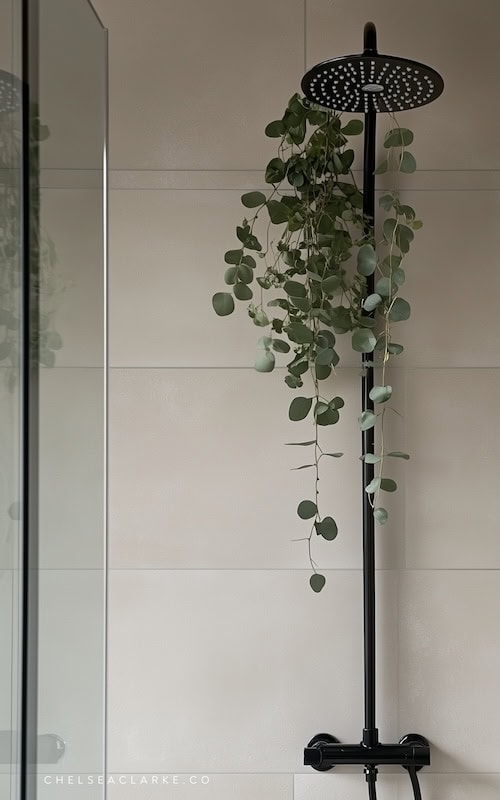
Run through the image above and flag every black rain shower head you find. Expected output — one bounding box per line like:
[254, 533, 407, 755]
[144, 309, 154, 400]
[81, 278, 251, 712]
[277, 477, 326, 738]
[0, 70, 22, 114]
[301, 30, 443, 114]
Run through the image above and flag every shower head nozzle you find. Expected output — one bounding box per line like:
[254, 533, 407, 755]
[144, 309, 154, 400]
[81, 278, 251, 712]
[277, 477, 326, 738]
[0, 70, 22, 114]
[301, 29, 443, 115]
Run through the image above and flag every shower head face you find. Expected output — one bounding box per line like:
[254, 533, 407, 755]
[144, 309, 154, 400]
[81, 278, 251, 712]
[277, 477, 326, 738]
[301, 54, 444, 114]
[0, 70, 22, 114]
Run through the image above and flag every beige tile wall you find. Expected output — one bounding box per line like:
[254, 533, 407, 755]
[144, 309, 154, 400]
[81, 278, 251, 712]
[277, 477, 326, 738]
[94, 0, 500, 797]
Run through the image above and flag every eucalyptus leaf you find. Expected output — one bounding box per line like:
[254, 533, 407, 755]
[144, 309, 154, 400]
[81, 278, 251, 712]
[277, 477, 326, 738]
[284, 280, 307, 298]
[310, 573, 326, 592]
[265, 120, 285, 137]
[291, 464, 315, 470]
[380, 478, 397, 492]
[323, 452, 343, 458]
[341, 119, 363, 135]
[267, 199, 290, 224]
[255, 350, 275, 372]
[241, 191, 266, 208]
[285, 322, 314, 344]
[297, 499, 317, 519]
[399, 151, 417, 173]
[384, 127, 414, 148]
[389, 297, 411, 321]
[284, 441, 316, 446]
[374, 507, 388, 525]
[322, 274, 341, 293]
[358, 410, 376, 431]
[224, 249, 243, 265]
[357, 243, 377, 276]
[352, 328, 376, 353]
[234, 282, 253, 301]
[317, 407, 339, 426]
[363, 293, 382, 312]
[316, 348, 334, 366]
[224, 266, 238, 285]
[365, 477, 381, 494]
[272, 339, 291, 353]
[387, 451, 410, 460]
[315, 516, 338, 540]
[362, 453, 381, 464]
[212, 292, 235, 316]
[289, 396, 313, 421]
[369, 384, 393, 404]
[253, 309, 270, 327]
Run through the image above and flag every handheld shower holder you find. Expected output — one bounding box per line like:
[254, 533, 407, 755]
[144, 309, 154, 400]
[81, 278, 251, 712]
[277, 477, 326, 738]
[304, 731, 430, 772]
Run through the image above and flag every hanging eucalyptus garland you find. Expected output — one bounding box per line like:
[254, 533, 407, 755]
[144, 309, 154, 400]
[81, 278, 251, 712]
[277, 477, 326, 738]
[212, 93, 420, 591]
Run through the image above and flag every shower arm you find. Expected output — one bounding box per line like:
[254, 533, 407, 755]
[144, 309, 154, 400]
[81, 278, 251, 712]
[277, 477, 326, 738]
[301, 21, 441, 800]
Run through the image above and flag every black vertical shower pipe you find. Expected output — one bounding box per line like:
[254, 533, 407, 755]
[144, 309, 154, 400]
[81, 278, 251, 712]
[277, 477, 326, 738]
[361, 20, 377, 750]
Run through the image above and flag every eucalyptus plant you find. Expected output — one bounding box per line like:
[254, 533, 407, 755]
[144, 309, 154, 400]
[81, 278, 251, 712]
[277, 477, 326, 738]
[212, 93, 420, 591]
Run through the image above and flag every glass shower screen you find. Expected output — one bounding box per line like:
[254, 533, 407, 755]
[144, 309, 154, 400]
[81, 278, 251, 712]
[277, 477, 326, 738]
[0, 1, 108, 798]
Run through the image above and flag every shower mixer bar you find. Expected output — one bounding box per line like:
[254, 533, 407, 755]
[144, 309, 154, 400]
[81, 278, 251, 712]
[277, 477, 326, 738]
[300, 21, 443, 798]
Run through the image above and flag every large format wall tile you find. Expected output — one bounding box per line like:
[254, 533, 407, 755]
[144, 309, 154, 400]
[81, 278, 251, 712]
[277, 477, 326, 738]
[404, 369, 500, 569]
[398, 773, 500, 800]
[399, 571, 500, 774]
[37, 570, 105, 776]
[110, 188, 373, 369]
[307, 0, 499, 171]
[107, 773, 291, 800]
[109, 368, 404, 570]
[41, 189, 104, 368]
[39, 369, 105, 569]
[295, 773, 398, 800]
[393, 191, 500, 368]
[107, 569, 398, 773]
[94, 0, 304, 170]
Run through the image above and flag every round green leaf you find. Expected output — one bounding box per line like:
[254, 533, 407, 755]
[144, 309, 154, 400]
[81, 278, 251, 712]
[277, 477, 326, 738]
[357, 243, 377, 276]
[358, 410, 376, 431]
[255, 351, 275, 373]
[267, 200, 290, 224]
[380, 478, 397, 492]
[272, 339, 291, 354]
[310, 573, 326, 593]
[224, 266, 238, 285]
[362, 453, 381, 464]
[265, 157, 287, 184]
[284, 280, 307, 298]
[383, 127, 414, 148]
[389, 297, 411, 322]
[253, 310, 270, 327]
[234, 282, 253, 301]
[315, 517, 338, 541]
[285, 322, 314, 344]
[241, 191, 266, 208]
[224, 249, 243, 265]
[369, 385, 393, 404]
[265, 119, 285, 138]
[365, 477, 381, 494]
[316, 348, 334, 366]
[341, 119, 363, 135]
[297, 500, 317, 520]
[212, 292, 235, 316]
[322, 274, 342, 294]
[363, 293, 382, 312]
[316, 364, 332, 381]
[317, 407, 339, 426]
[387, 451, 410, 460]
[374, 507, 388, 525]
[289, 396, 313, 422]
[399, 151, 417, 173]
[352, 328, 376, 353]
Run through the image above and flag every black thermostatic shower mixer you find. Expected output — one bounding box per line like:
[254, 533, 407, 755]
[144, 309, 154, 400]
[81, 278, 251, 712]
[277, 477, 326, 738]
[300, 22, 443, 800]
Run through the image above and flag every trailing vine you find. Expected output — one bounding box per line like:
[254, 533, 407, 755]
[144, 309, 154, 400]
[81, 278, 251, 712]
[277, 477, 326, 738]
[212, 94, 420, 592]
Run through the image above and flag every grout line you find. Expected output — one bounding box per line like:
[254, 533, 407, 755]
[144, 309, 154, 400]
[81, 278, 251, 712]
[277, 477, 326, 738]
[107, 365, 500, 371]
[20, 566, 500, 572]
